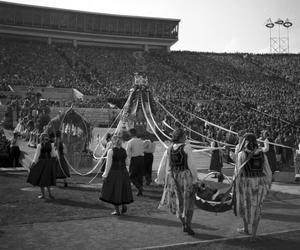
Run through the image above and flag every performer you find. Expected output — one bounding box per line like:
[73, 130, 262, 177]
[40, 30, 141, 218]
[0, 129, 10, 168]
[54, 131, 70, 187]
[126, 128, 144, 196]
[156, 128, 198, 235]
[9, 131, 21, 168]
[100, 135, 133, 215]
[209, 141, 224, 182]
[274, 133, 283, 169]
[100, 133, 113, 175]
[143, 138, 156, 185]
[27, 133, 56, 199]
[234, 130, 245, 165]
[260, 130, 277, 176]
[234, 133, 272, 240]
[294, 143, 300, 182]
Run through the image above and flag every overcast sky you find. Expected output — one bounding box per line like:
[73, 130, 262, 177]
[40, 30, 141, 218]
[2, 0, 300, 53]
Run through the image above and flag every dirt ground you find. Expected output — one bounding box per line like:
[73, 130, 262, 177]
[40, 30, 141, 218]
[1, 129, 300, 249]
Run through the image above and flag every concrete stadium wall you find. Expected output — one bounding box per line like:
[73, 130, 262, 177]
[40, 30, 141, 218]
[50, 107, 120, 127]
[0, 105, 119, 127]
[12, 86, 74, 102]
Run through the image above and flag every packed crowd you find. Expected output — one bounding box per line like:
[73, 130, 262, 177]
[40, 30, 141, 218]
[1, 37, 300, 149]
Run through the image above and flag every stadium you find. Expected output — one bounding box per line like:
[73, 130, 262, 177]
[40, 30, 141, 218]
[0, 1, 300, 249]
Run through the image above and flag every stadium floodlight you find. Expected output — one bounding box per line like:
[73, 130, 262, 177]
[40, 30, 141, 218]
[266, 18, 292, 53]
[275, 18, 284, 25]
[265, 18, 274, 28]
[283, 18, 292, 28]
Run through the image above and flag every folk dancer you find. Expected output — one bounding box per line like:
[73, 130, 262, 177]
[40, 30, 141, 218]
[100, 133, 113, 175]
[294, 143, 300, 182]
[100, 135, 133, 215]
[209, 140, 224, 182]
[234, 133, 272, 240]
[9, 131, 21, 168]
[54, 131, 70, 187]
[143, 138, 156, 185]
[156, 128, 199, 235]
[260, 130, 277, 177]
[27, 133, 56, 199]
[126, 128, 144, 196]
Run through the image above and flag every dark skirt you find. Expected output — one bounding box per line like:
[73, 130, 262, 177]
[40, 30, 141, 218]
[27, 158, 56, 187]
[55, 156, 71, 178]
[144, 153, 153, 181]
[100, 168, 134, 206]
[209, 151, 223, 172]
[266, 150, 277, 173]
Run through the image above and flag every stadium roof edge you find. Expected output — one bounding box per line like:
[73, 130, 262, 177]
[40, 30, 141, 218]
[0, 1, 181, 22]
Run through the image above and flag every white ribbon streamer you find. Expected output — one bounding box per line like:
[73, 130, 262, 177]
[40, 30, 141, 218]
[157, 100, 235, 147]
[141, 95, 168, 149]
[93, 108, 123, 160]
[147, 93, 172, 141]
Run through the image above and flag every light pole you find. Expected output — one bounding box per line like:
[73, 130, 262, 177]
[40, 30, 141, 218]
[283, 18, 293, 53]
[266, 18, 292, 53]
[265, 18, 274, 53]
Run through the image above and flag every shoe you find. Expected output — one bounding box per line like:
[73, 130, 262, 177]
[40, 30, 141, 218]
[237, 227, 249, 235]
[111, 211, 120, 216]
[38, 195, 45, 199]
[121, 205, 127, 214]
[185, 228, 195, 235]
[64, 182, 68, 187]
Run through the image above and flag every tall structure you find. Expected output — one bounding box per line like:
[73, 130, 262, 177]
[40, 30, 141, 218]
[0, 1, 180, 51]
[265, 18, 293, 53]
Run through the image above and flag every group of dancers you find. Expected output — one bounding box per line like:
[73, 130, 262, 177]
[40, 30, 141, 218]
[25, 125, 281, 240]
[156, 128, 272, 239]
[97, 127, 272, 239]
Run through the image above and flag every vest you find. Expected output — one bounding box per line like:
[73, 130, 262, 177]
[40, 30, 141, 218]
[169, 144, 189, 172]
[243, 151, 265, 177]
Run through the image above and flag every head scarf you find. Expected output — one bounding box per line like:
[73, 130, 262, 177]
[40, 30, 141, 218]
[238, 133, 258, 153]
[40, 132, 49, 142]
[171, 128, 186, 143]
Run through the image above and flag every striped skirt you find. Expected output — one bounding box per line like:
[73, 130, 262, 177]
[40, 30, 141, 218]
[158, 169, 195, 218]
[236, 175, 270, 225]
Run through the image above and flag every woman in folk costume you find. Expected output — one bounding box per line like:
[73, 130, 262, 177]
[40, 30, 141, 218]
[294, 143, 300, 182]
[9, 131, 21, 168]
[100, 134, 133, 215]
[234, 133, 272, 240]
[260, 130, 277, 177]
[54, 131, 70, 187]
[100, 133, 113, 175]
[156, 128, 198, 235]
[27, 132, 56, 199]
[209, 140, 224, 182]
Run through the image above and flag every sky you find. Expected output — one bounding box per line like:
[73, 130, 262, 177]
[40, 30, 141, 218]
[2, 0, 300, 53]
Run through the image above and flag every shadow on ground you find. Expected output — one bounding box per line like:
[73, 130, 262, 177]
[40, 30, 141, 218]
[119, 214, 219, 231]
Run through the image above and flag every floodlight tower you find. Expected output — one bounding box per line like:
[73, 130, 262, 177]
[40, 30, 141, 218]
[283, 18, 293, 53]
[265, 18, 275, 53]
[265, 18, 292, 53]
